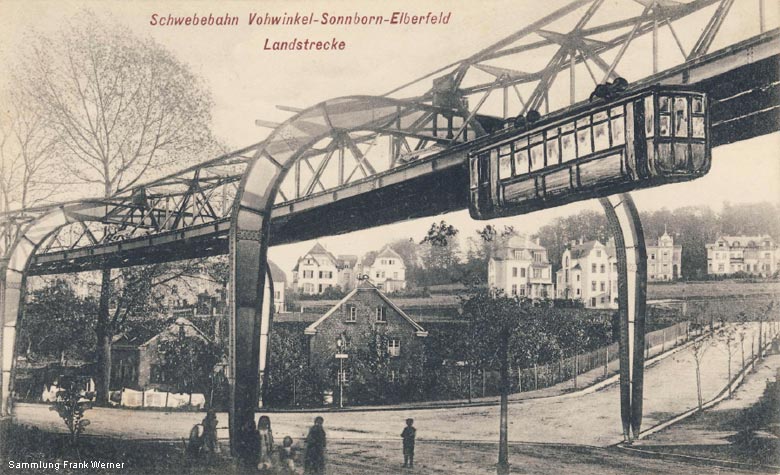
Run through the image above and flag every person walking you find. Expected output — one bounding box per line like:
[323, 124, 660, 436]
[257, 415, 275, 472]
[304, 416, 327, 475]
[401, 418, 416, 469]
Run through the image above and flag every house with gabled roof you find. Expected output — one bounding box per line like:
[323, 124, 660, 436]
[556, 239, 618, 309]
[488, 235, 553, 299]
[707, 234, 779, 276]
[293, 242, 360, 294]
[365, 245, 407, 293]
[303, 278, 427, 405]
[110, 317, 215, 391]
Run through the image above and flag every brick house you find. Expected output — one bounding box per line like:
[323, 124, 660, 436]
[110, 317, 214, 391]
[303, 279, 428, 404]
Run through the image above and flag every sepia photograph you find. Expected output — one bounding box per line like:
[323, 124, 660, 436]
[0, 0, 779, 473]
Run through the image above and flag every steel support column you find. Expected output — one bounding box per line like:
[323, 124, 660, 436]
[228, 157, 282, 457]
[599, 192, 647, 441]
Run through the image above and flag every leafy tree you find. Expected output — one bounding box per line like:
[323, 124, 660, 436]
[13, 11, 220, 404]
[417, 220, 462, 286]
[265, 324, 323, 407]
[20, 279, 97, 362]
[157, 326, 222, 403]
[460, 287, 529, 474]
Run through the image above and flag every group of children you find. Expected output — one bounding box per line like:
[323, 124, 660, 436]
[187, 411, 418, 473]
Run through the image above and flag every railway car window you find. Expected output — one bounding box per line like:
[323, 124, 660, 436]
[593, 121, 609, 151]
[659, 96, 670, 113]
[546, 138, 560, 165]
[659, 116, 670, 136]
[576, 117, 590, 128]
[561, 132, 576, 162]
[471, 155, 480, 183]
[530, 143, 544, 171]
[644, 96, 654, 137]
[611, 116, 625, 144]
[674, 97, 688, 137]
[514, 146, 529, 175]
[499, 151, 512, 179]
[529, 134, 544, 171]
[692, 97, 704, 114]
[500, 144, 512, 156]
[577, 128, 592, 157]
[692, 117, 705, 138]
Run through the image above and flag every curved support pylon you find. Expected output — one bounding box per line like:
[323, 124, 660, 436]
[599, 192, 647, 441]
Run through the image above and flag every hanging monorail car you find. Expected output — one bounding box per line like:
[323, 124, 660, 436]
[468, 85, 711, 220]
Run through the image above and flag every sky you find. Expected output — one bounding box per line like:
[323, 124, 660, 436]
[1, 0, 778, 278]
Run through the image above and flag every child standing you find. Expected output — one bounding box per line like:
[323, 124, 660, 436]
[401, 418, 416, 468]
[279, 436, 297, 474]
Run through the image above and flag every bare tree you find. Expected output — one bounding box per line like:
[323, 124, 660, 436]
[13, 11, 220, 404]
[0, 86, 62, 251]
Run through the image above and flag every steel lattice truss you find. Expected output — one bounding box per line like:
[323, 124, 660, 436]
[0, 0, 776, 267]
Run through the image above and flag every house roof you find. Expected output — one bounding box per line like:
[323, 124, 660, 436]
[712, 235, 773, 247]
[376, 245, 403, 260]
[569, 240, 603, 260]
[296, 242, 339, 270]
[336, 255, 358, 269]
[112, 317, 211, 349]
[304, 279, 427, 337]
[267, 260, 287, 283]
[505, 235, 545, 250]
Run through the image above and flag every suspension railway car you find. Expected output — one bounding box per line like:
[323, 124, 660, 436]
[469, 85, 711, 219]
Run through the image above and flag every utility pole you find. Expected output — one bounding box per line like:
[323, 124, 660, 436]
[497, 323, 510, 475]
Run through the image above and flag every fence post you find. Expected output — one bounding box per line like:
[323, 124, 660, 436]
[482, 370, 486, 397]
[574, 354, 579, 389]
[604, 347, 609, 377]
[517, 367, 522, 393]
[662, 328, 666, 353]
[534, 364, 538, 390]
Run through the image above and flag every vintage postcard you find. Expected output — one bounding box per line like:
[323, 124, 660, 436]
[0, 0, 778, 473]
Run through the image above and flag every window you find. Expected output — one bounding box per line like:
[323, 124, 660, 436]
[512, 267, 518, 277]
[600, 264, 605, 273]
[511, 284, 517, 296]
[591, 282, 597, 291]
[303, 283, 314, 293]
[393, 272, 399, 279]
[519, 287, 526, 296]
[274, 290, 281, 299]
[319, 271, 332, 279]
[346, 306, 357, 322]
[375, 306, 387, 322]
[533, 252, 542, 263]
[388, 338, 401, 357]
[576, 288, 581, 296]
[576, 274, 580, 282]
[303, 270, 314, 278]
[591, 264, 597, 273]
[590, 298, 596, 307]
[513, 250, 523, 259]
[600, 282, 605, 292]
[520, 268, 526, 278]
[533, 268, 542, 279]
[600, 297, 606, 304]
